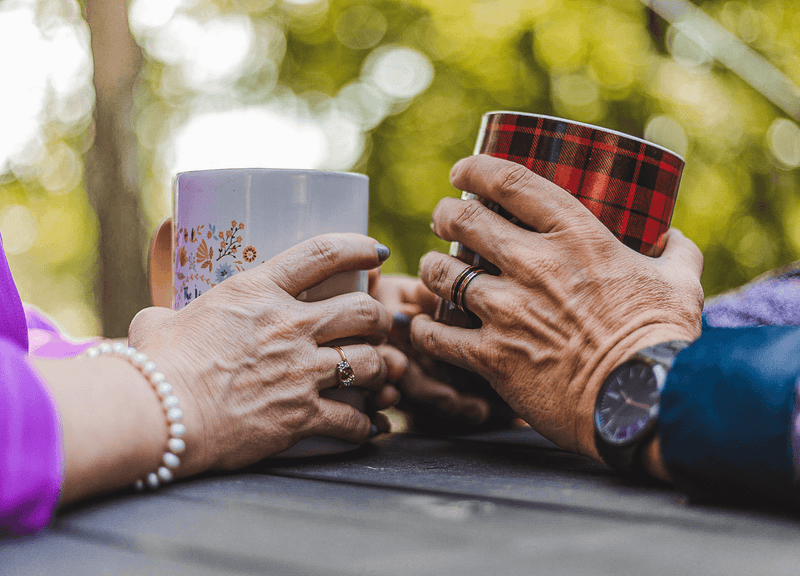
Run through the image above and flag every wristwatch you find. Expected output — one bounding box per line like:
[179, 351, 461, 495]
[594, 340, 690, 476]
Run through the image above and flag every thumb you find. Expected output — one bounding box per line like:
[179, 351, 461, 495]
[658, 228, 703, 280]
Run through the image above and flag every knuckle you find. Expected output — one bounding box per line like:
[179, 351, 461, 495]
[425, 256, 451, 296]
[473, 330, 503, 376]
[409, 317, 443, 356]
[508, 239, 543, 278]
[306, 236, 339, 268]
[498, 164, 532, 198]
[361, 347, 384, 379]
[342, 409, 367, 436]
[419, 324, 441, 354]
[220, 271, 268, 300]
[282, 399, 318, 440]
[352, 292, 381, 327]
[450, 200, 485, 236]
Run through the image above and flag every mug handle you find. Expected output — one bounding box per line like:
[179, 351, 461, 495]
[148, 217, 172, 308]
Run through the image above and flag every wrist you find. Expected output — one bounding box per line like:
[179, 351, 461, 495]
[642, 437, 673, 483]
[577, 319, 698, 461]
[39, 355, 167, 504]
[133, 347, 208, 478]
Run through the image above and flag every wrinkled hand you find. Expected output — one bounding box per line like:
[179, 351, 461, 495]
[128, 234, 400, 475]
[369, 272, 492, 428]
[411, 155, 704, 459]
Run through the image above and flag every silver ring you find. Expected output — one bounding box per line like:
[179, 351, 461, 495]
[332, 346, 355, 388]
[451, 265, 487, 313]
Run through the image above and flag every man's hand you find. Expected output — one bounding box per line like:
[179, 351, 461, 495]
[410, 155, 704, 459]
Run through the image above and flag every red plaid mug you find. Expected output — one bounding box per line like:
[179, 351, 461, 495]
[436, 111, 685, 329]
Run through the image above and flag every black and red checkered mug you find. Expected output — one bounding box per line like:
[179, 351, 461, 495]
[428, 113, 685, 430]
[476, 111, 683, 255]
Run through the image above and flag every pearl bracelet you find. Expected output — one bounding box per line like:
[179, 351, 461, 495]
[83, 342, 186, 491]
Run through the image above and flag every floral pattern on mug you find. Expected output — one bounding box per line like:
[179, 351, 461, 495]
[243, 245, 257, 262]
[174, 220, 250, 309]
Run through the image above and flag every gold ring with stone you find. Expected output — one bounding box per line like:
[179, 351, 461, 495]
[331, 346, 355, 388]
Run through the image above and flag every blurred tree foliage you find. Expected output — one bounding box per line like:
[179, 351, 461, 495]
[2, 0, 800, 335]
[135, 0, 800, 297]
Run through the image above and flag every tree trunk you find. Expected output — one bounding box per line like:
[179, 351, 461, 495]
[85, 0, 150, 338]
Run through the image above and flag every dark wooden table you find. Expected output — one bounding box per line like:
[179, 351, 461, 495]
[4, 429, 800, 575]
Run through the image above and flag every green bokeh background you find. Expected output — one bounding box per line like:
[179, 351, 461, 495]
[2, 0, 800, 336]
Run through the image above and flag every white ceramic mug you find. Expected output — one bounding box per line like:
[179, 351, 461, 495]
[170, 168, 370, 458]
[173, 168, 369, 309]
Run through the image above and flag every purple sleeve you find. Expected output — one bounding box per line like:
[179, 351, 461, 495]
[704, 267, 800, 328]
[0, 236, 63, 536]
[0, 245, 28, 353]
[0, 336, 63, 536]
[24, 305, 94, 358]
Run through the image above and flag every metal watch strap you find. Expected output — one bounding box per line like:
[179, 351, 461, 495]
[635, 340, 692, 370]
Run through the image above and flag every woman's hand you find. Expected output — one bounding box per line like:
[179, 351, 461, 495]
[128, 233, 398, 475]
[410, 155, 704, 459]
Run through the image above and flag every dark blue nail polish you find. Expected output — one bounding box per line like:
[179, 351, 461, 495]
[376, 243, 391, 262]
[369, 424, 379, 438]
[393, 311, 410, 329]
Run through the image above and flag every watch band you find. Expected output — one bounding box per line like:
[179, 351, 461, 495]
[636, 340, 692, 370]
[595, 340, 691, 477]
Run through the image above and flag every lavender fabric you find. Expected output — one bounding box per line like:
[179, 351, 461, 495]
[0, 238, 63, 537]
[704, 265, 800, 328]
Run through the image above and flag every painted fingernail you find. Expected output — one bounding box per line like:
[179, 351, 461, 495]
[369, 424, 380, 438]
[393, 311, 410, 329]
[376, 243, 391, 262]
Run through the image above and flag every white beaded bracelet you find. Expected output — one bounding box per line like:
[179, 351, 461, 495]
[83, 342, 186, 491]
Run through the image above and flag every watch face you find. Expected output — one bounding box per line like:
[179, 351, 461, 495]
[595, 361, 660, 446]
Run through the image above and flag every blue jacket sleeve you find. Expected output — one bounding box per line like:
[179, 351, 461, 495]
[659, 325, 800, 503]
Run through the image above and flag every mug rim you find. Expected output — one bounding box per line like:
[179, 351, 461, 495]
[483, 111, 685, 162]
[174, 167, 369, 181]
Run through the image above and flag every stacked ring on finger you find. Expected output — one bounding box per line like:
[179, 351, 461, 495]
[332, 345, 356, 388]
[450, 265, 487, 313]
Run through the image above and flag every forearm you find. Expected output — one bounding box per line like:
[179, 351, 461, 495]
[33, 356, 178, 505]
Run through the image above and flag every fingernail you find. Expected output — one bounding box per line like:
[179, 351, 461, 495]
[376, 243, 391, 262]
[393, 311, 410, 329]
[369, 424, 379, 438]
[430, 221, 440, 238]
